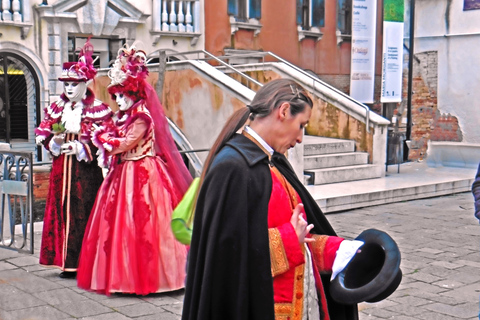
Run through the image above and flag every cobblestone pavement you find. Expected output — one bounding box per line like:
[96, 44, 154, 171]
[0, 192, 479, 319]
[330, 192, 480, 320]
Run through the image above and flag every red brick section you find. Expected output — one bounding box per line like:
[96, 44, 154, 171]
[408, 73, 438, 161]
[32, 171, 50, 201]
[430, 113, 462, 142]
[400, 51, 461, 161]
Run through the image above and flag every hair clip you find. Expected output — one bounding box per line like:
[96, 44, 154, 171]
[290, 85, 303, 98]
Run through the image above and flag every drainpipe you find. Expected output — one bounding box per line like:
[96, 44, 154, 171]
[405, 0, 415, 161]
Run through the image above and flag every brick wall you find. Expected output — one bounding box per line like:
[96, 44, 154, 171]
[399, 51, 462, 161]
[33, 171, 50, 201]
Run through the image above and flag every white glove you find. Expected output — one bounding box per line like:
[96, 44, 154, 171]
[61, 141, 77, 155]
[48, 138, 62, 157]
[61, 140, 88, 161]
[35, 135, 45, 145]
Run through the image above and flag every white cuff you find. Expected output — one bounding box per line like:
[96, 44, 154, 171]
[331, 240, 364, 281]
[48, 138, 62, 157]
[75, 141, 88, 162]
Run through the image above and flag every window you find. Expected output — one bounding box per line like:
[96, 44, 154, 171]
[296, 0, 325, 30]
[67, 37, 125, 69]
[228, 0, 261, 22]
[337, 0, 352, 35]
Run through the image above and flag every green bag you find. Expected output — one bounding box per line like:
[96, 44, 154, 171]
[171, 177, 200, 245]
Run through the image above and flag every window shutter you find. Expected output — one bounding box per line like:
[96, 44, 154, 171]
[249, 0, 261, 19]
[311, 0, 325, 27]
[228, 0, 239, 16]
[296, 0, 304, 25]
[337, 0, 352, 34]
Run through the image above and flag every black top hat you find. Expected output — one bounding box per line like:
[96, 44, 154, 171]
[329, 228, 402, 304]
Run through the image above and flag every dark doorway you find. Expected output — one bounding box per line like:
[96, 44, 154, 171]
[0, 53, 41, 160]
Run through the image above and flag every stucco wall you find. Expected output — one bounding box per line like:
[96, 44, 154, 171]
[307, 97, 373, 161]
[414, 0, 480, 143]
[95, 68, 248, 163]
[162, 68, 246, 157]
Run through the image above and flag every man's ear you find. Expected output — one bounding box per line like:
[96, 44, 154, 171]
[278, 102, 290, 120]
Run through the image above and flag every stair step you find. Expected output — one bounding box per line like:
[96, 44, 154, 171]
[305, 164, 382, 185]
[303, 136, 355, 156]
[304, 152, 369, 169]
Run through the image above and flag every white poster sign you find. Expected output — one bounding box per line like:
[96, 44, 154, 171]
[350, 0, 377, 103]
[381, 21, 404, 102]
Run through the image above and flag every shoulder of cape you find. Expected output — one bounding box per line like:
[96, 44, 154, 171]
[44, 100, 65, 119]
[83, 99, 113, 121]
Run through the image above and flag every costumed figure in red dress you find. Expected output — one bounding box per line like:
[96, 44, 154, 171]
[36, 39, 112, 278]
[182, 79, 402, 320]
[76, 44, 192, 295]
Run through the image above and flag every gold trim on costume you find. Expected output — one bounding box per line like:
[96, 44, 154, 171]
[269, 228, 290, 277]
[291, 264, 305, 320]
[274, 303, 292, 319]
[273, 264, 305, 320]
[271, 167, 298, 210]
[309, 234, 329, 271]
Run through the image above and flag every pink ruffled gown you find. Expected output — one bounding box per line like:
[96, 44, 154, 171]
[77, 101, 188, 295]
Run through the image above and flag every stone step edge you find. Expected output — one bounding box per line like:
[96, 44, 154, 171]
[304, 152, 369, 159]
[304, 163, 377, 173]
[304, 145, 355, 156]
[313, 180, 472, 213]
[304, 153, 369, 169]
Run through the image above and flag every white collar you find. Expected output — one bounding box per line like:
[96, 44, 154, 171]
[244, 126, 274, 156]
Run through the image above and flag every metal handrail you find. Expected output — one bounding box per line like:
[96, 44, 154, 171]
[179, 149, 210, 154]
[150, 49, 263, 88]
[158, 49, 371, 132]
[265, 51, 370, 132]
[217, 51, 371, 132]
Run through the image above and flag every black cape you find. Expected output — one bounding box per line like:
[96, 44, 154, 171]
[182, 134, 358, 320]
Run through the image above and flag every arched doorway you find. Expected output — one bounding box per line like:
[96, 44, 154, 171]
[0, 52, 41, 160]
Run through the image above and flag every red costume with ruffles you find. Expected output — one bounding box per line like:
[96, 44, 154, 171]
[36, 90, 112, 271]
[77, 100, 189, 295]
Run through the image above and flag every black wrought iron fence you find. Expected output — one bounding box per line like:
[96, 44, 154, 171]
[0, 151, 34, 254]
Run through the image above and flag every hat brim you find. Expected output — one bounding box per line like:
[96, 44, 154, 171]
[329, 228, 402, 304]
[58, 76, 87, 82]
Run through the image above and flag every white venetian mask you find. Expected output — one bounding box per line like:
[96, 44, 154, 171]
[63, 81, 87, 102]
[115, 93, 134, 111]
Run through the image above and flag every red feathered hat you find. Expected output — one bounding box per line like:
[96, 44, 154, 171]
[58, 38, 97, 82]
[107, 44, 149, 101]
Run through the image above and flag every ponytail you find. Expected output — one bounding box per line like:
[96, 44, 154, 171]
[197, 106, 251, 193]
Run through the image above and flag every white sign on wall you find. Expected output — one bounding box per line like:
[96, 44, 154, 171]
[350, 0, 377, 103]
[380, 22, 404, 102]
[381, 0, 405, 103]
